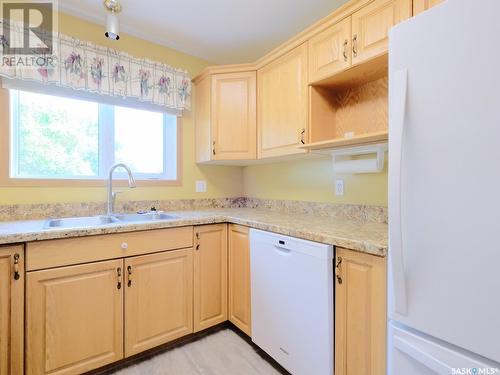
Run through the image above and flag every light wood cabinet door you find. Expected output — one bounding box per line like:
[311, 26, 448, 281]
[124, 249, 193, 357]
[212, 71, 257, 160]
[351, 0, 411, 65]
[194, 224, 228, 332]
[413, 0, 443, 15]
[0, 246, 23, 375]
[228, 224, 251, 336]
[195, 76, 212, 163]
[258, 43, 309, 158]
[335, 248, 387, 375]
[26, 259, 124, 375]
[309, 17, 352, 83]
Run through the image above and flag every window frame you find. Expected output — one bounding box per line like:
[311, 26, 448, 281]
[0, 88, 183, 187]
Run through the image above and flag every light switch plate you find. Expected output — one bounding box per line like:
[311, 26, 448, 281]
[195, 180, 207, 193]
[335, 179, 344, 196]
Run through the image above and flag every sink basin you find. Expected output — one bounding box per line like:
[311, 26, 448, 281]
[113, 212, 180, 222]
[44, 215, 120, 229]
[43, 212, 179, 229]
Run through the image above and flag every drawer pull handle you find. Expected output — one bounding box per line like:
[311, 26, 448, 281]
[195, 232, 200, 250]
[127, 265, 132, 287]
[117, 267, 122, 289]
[121, 242, 128, 250]
[13, 253, 20, 280]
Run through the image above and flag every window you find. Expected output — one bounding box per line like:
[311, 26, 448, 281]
[9, 90, 178, 182]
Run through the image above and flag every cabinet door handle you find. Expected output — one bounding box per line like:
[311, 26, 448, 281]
[195, 232, 200, 250]
[343, 39, 348, 62]
[117, 267, 122, 289]
[13, 253, 20, 281]
[352, 35, 358, 58]
[127, 265, 132, 287]
[335, 256, 343, 284]
[300, 128, 306, 144]
[212, 141, 216, 156]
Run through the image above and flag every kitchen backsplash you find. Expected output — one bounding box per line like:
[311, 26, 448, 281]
[0, 198, 247, 222]
[244, 198, 388, 224]
[0, 197, 387, 223]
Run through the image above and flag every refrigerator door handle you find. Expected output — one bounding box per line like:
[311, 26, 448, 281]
[389, 68, 409, 315]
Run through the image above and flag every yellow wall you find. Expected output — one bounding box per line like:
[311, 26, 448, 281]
[0, 12, 387, 207]
[0, 12, 244, 204]
[243, 157, 388, 206]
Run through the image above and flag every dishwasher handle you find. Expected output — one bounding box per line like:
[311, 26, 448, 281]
[274, 240, 293, 254]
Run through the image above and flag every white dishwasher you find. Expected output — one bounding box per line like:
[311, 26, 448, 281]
[250, 229, 334, 375]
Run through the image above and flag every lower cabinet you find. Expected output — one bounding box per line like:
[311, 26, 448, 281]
[228, 224, 251, 336]
[26, 259, 124, 375]
[335, 247, 387, 375]
[124, 248, 193, 356]
[19, 224, 386, 375]
[0, 246, 24, 375]
[26, 248, 194, 375]
[193, 224, 228, 332]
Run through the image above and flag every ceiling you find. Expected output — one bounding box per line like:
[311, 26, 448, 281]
[58, 0, 350, 64]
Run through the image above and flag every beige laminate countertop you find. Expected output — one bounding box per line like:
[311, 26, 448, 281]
[0, 208, 388, 256]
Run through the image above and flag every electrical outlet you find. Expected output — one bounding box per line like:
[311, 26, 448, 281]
[195, 180, 207, 193]
[335, 179, 344, 196]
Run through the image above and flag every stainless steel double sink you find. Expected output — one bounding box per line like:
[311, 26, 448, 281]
[44, 212, 179, 229]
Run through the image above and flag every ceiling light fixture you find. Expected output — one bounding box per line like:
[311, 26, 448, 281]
[103, 0, 122, 41]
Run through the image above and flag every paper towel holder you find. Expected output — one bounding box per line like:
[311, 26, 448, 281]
[313, 143, 388, 174]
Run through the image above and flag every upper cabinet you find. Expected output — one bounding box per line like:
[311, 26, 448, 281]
[212, 72, 257, 160]
[304, 0, 411, 151]
[308, 0, 411, 85]
[195, 71, 257, 163]
[194, 76, 212, 163]
[258, 43, 309, 158]
[351, 0, 412, 65]
[413, 0, 443, 15]
[193, 0, 416, 161]
[309, 18, 352, 84]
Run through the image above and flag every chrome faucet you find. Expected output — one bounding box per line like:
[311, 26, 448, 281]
[107, 163, 136, 216]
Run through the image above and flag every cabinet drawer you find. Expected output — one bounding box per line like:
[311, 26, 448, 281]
[26, 226, 193, 271]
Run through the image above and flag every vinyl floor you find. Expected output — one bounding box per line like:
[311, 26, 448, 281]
[111, 329, 283, 375]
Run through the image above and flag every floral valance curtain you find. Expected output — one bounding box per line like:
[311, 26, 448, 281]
[0, 19, 191, 114]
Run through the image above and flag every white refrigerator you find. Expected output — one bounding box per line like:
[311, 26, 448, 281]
[388, 0, 500, 374]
